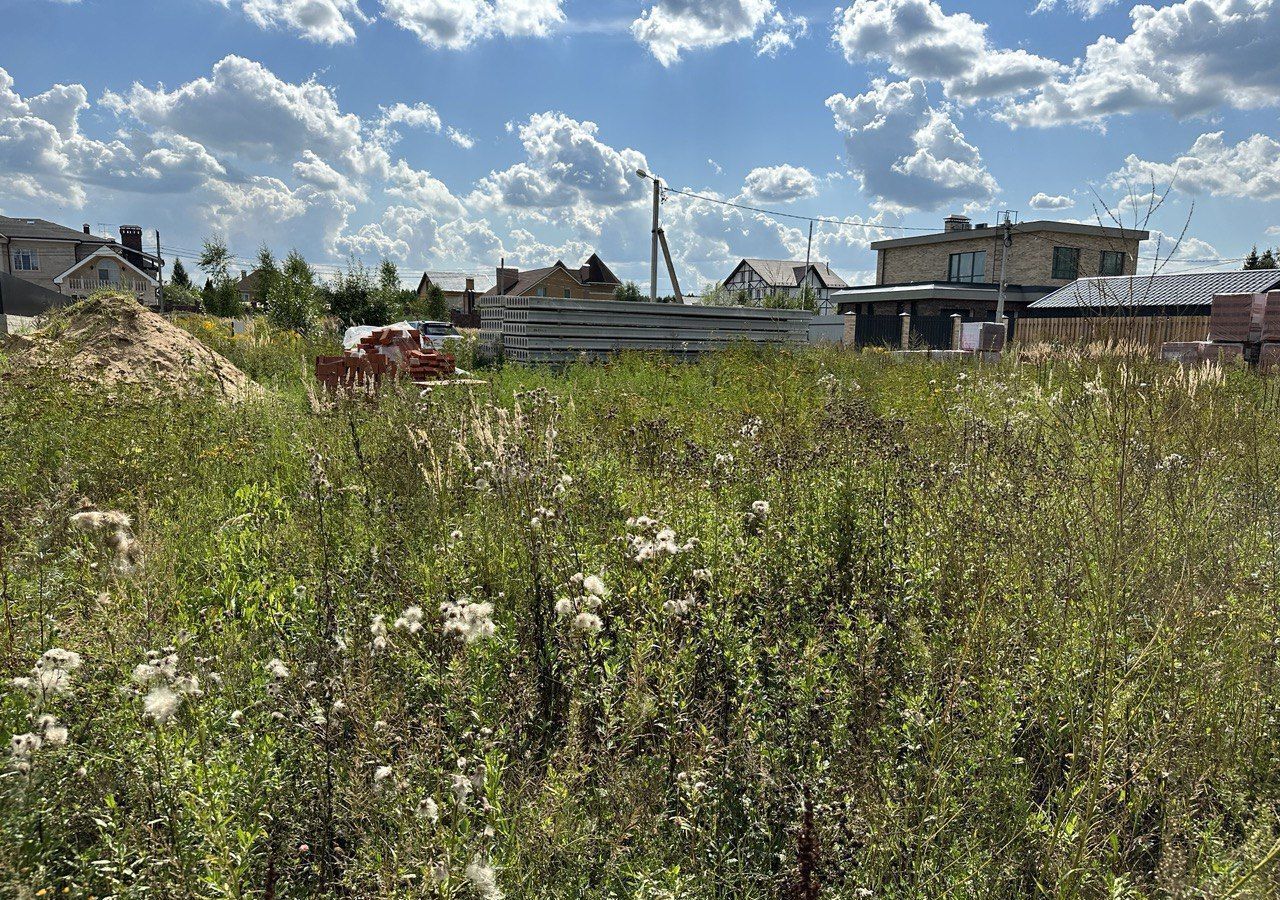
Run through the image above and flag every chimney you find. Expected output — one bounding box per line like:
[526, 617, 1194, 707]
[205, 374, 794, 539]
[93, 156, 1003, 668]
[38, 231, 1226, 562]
[465, 277, 475, 292]
[497, 265, 518, 295]
[943, 214, 971, 233]
[241, 270, 247, 280]
[83, 223, 91, 235]
[119, 225, 144, 269]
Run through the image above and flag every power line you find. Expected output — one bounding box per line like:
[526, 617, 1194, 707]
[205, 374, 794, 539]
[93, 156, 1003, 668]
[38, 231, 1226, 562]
[661, 186, 940, 233]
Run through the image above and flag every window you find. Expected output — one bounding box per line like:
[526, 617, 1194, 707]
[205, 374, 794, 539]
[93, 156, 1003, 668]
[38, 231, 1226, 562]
[98, 265, 112, 283]
[535, 287, 547, 297]
[947, 250, 986, 283]
[1099, 250, 1125, 276]
[1052, 247, 1080, 280]
[563, 288, 572, 298]
[12, 249, 38, 271]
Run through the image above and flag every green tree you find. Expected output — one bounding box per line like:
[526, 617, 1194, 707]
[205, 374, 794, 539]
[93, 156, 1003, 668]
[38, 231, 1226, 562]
[1245, 246, 1261, 269]
[170, 258, 192, 289]
[255, 245, 282, 308]
[266, 250, 319, 333]
[198, 236, 243, 317]
[424, 283, 450, 321]
[327, 260, 382, 327]
[614, 281, 643, 302]
[1260, 249, 1277, 269]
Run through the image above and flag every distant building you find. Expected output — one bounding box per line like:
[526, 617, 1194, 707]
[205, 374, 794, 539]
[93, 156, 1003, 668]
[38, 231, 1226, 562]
[834, 214, 1150, 320]
[235, 269, 267, 308]
[483, 253, 622, 301]
[1026, 269, 1280, 318]
[720, 259, 849, 312]
[416, 272, 497, 316]
[1, 217, 162, 306]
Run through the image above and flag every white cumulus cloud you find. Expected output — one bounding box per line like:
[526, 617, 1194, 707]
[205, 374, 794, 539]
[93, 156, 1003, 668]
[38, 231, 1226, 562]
[833, 0, 1066, 101]
[1029, 192, 1074, 210]
[214, 0, 370, 43]
[632, 0, 804, 66]
[1111, 132, 1280, 201]
[380, 0, 565, 49]
[742, 164, 817, 202]
[1002, 0, 1280, 128]
[826, 79, 999, 212]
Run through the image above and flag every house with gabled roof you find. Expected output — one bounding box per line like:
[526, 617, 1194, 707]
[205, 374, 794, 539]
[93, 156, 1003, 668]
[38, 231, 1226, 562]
[720, 259, 849, 311]
[1, 217, 161, 306]
[483, 253, 622, 301]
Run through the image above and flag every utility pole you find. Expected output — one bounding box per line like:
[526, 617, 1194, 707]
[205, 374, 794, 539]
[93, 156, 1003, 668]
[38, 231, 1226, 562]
[649, 175, 660, 302]
[155, 230, 165, 313]
[994, 211, 1014, 329]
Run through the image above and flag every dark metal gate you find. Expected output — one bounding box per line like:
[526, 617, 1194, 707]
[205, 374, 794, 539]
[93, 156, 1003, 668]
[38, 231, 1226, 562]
[853, 315, 901, 349]
[909, 315, 953, 350]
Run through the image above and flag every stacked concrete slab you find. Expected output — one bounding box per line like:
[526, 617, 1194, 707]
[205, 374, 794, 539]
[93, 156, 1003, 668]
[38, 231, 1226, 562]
[479, 296, 810, 365]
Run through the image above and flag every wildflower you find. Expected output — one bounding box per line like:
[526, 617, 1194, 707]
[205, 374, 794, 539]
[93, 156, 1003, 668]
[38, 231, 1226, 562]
[265, 658, 290, 680]
[573, 612, 603, 634]
[144, 685, 182, 724]
[70, 511, 104, 531]
[394, 606, 425, 634]
[554, 597, 574, 617]
[740, 416, 762, 440]
[692, 568, 712, 583]
[371, 614, 389, 652]
[440, 598, 497, 643]
[36, 715, 68, 748]
[751, 500, 770, 518]
[418, 796, 440, 822]
[449, 529, 464, 543]
[583, 575, 607, 598]
[465, 857, 503, 900]
[451, 771, 473, 804]
[293, 584, 307, 599]
[374, 765, 394, 787]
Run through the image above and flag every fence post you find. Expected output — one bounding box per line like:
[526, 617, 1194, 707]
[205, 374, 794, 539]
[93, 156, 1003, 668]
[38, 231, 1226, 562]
[950, 314, 963, 350]
[899, 312, 911, 350]
[842, 312, 857, 348]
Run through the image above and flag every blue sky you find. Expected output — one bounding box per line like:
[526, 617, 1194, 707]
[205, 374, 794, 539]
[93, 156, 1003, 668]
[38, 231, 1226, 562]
[2, 0, 1277, 289]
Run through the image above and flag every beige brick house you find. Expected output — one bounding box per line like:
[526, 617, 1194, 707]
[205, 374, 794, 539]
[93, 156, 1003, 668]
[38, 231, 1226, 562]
[835, 215, 1149, 320]
[1, 217, 161, 306]
[482, 253, 622, 301]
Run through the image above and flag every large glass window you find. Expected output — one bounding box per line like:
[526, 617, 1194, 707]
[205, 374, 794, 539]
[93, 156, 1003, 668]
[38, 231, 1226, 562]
[1052, 247, 1081, 280]
[1099, 250, 1125, 276]
[12, 249, 38, 271]
[947, 251, 986, 283]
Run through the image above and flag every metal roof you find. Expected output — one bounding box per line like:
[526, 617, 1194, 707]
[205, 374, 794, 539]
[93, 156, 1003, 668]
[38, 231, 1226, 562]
[1030, 270, 1280, 310]
[0, 216, 113, 243]
[738, 259, 850, 289]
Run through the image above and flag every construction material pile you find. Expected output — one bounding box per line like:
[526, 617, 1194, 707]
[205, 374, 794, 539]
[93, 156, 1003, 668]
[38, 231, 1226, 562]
[1, 291, 258, 400]
[316, 324, 455, 390]
[1162, 292, 1279, 369]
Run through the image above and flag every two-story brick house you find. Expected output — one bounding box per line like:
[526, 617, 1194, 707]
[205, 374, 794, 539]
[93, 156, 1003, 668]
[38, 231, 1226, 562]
[482, 253, 622, 301]
[1, 217, 162, 306]
[833, 215, 1150, 320]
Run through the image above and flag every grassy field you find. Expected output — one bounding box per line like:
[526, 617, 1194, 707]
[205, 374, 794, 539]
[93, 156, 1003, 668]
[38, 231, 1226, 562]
[3, 326, 1280, 898]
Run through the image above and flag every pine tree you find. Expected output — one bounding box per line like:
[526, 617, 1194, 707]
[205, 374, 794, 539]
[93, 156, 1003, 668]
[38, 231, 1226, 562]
[170, 258, 192, 289]
[1260, 249, 1277, 269]
[1245, 246, 1262, 270]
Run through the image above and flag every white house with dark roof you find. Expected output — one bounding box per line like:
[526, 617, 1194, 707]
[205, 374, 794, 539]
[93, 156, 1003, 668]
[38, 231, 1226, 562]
[720, 259, 849, 312]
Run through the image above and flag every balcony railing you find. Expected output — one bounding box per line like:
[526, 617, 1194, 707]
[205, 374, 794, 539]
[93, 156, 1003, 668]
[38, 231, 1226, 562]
[63, 277, 152, 296]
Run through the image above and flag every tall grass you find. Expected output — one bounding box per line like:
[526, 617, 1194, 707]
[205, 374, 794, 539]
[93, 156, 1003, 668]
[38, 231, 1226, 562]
[1, 341, 1279, 898]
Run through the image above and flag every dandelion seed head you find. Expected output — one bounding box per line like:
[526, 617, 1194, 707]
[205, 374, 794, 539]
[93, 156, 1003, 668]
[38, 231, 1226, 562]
[465, 857, 503, 900]
[144, 685, 182, 724]
[265, 658, 290, 680]
[418, 796, 439, 822]
[573, 611, 603, 634]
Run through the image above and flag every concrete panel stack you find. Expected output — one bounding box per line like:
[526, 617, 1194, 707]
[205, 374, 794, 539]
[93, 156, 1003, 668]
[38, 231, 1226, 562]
[481, 297, 809, 365]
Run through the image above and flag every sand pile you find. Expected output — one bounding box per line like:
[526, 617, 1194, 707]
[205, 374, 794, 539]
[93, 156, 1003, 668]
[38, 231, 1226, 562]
[2, 292, 259, 400]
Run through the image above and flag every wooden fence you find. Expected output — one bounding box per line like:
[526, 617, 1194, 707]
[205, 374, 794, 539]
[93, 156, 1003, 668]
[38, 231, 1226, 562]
[1014, 316, 1210, 349]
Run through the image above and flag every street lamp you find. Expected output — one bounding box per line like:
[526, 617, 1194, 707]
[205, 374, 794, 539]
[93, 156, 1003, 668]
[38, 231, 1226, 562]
[636, 169, 660, 303]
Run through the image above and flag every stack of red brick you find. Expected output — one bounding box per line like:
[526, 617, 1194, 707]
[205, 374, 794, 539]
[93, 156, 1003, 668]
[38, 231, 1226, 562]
[315, 325, 455, 390]
[1162, 292, 1280, 370]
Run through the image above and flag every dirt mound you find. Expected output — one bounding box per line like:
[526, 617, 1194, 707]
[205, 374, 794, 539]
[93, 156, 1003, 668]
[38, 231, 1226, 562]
[2, 292, 259, 400]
